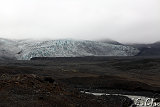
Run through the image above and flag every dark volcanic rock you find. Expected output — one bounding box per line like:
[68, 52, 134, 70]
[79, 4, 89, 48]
[62, 75, 160, 93]
[0, 74, 133, 107]
[128, 42, 160, 56]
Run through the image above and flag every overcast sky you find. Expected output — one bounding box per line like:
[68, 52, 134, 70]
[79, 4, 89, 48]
[0, 0, 159, 43]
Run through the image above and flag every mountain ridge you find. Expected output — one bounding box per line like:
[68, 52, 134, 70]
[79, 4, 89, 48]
[127, 42, 160, 56]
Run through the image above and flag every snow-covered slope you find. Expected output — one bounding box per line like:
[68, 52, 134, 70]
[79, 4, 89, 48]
[0, 38, 20, 60]
[0, 38, 139, 60]
[97, 39, 122, 45]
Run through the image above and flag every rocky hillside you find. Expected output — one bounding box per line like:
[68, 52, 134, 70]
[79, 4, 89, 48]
[0, 38, 139, 60]
[128, 42, 160, 56]
[0, 74, 133, 107]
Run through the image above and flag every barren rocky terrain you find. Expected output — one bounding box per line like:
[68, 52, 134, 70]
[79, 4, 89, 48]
[0, 56, 160, 106]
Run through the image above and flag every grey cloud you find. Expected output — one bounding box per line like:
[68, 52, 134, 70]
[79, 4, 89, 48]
[0, 0, 159, 43]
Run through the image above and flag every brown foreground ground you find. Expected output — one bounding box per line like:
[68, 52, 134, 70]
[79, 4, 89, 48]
[0, 56, 160, 106]
[0, 74, 133, 107]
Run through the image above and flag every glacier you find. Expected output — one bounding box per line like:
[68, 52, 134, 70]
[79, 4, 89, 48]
[0, 38, 139, 60]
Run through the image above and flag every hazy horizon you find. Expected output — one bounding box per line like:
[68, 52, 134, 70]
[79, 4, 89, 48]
[0, 0, 160, 43]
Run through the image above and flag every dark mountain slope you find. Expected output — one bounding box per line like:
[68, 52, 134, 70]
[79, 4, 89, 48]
[128, 42, 160, 56]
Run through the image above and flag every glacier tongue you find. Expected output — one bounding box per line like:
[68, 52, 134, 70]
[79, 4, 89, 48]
[0, 39, 139, 60]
